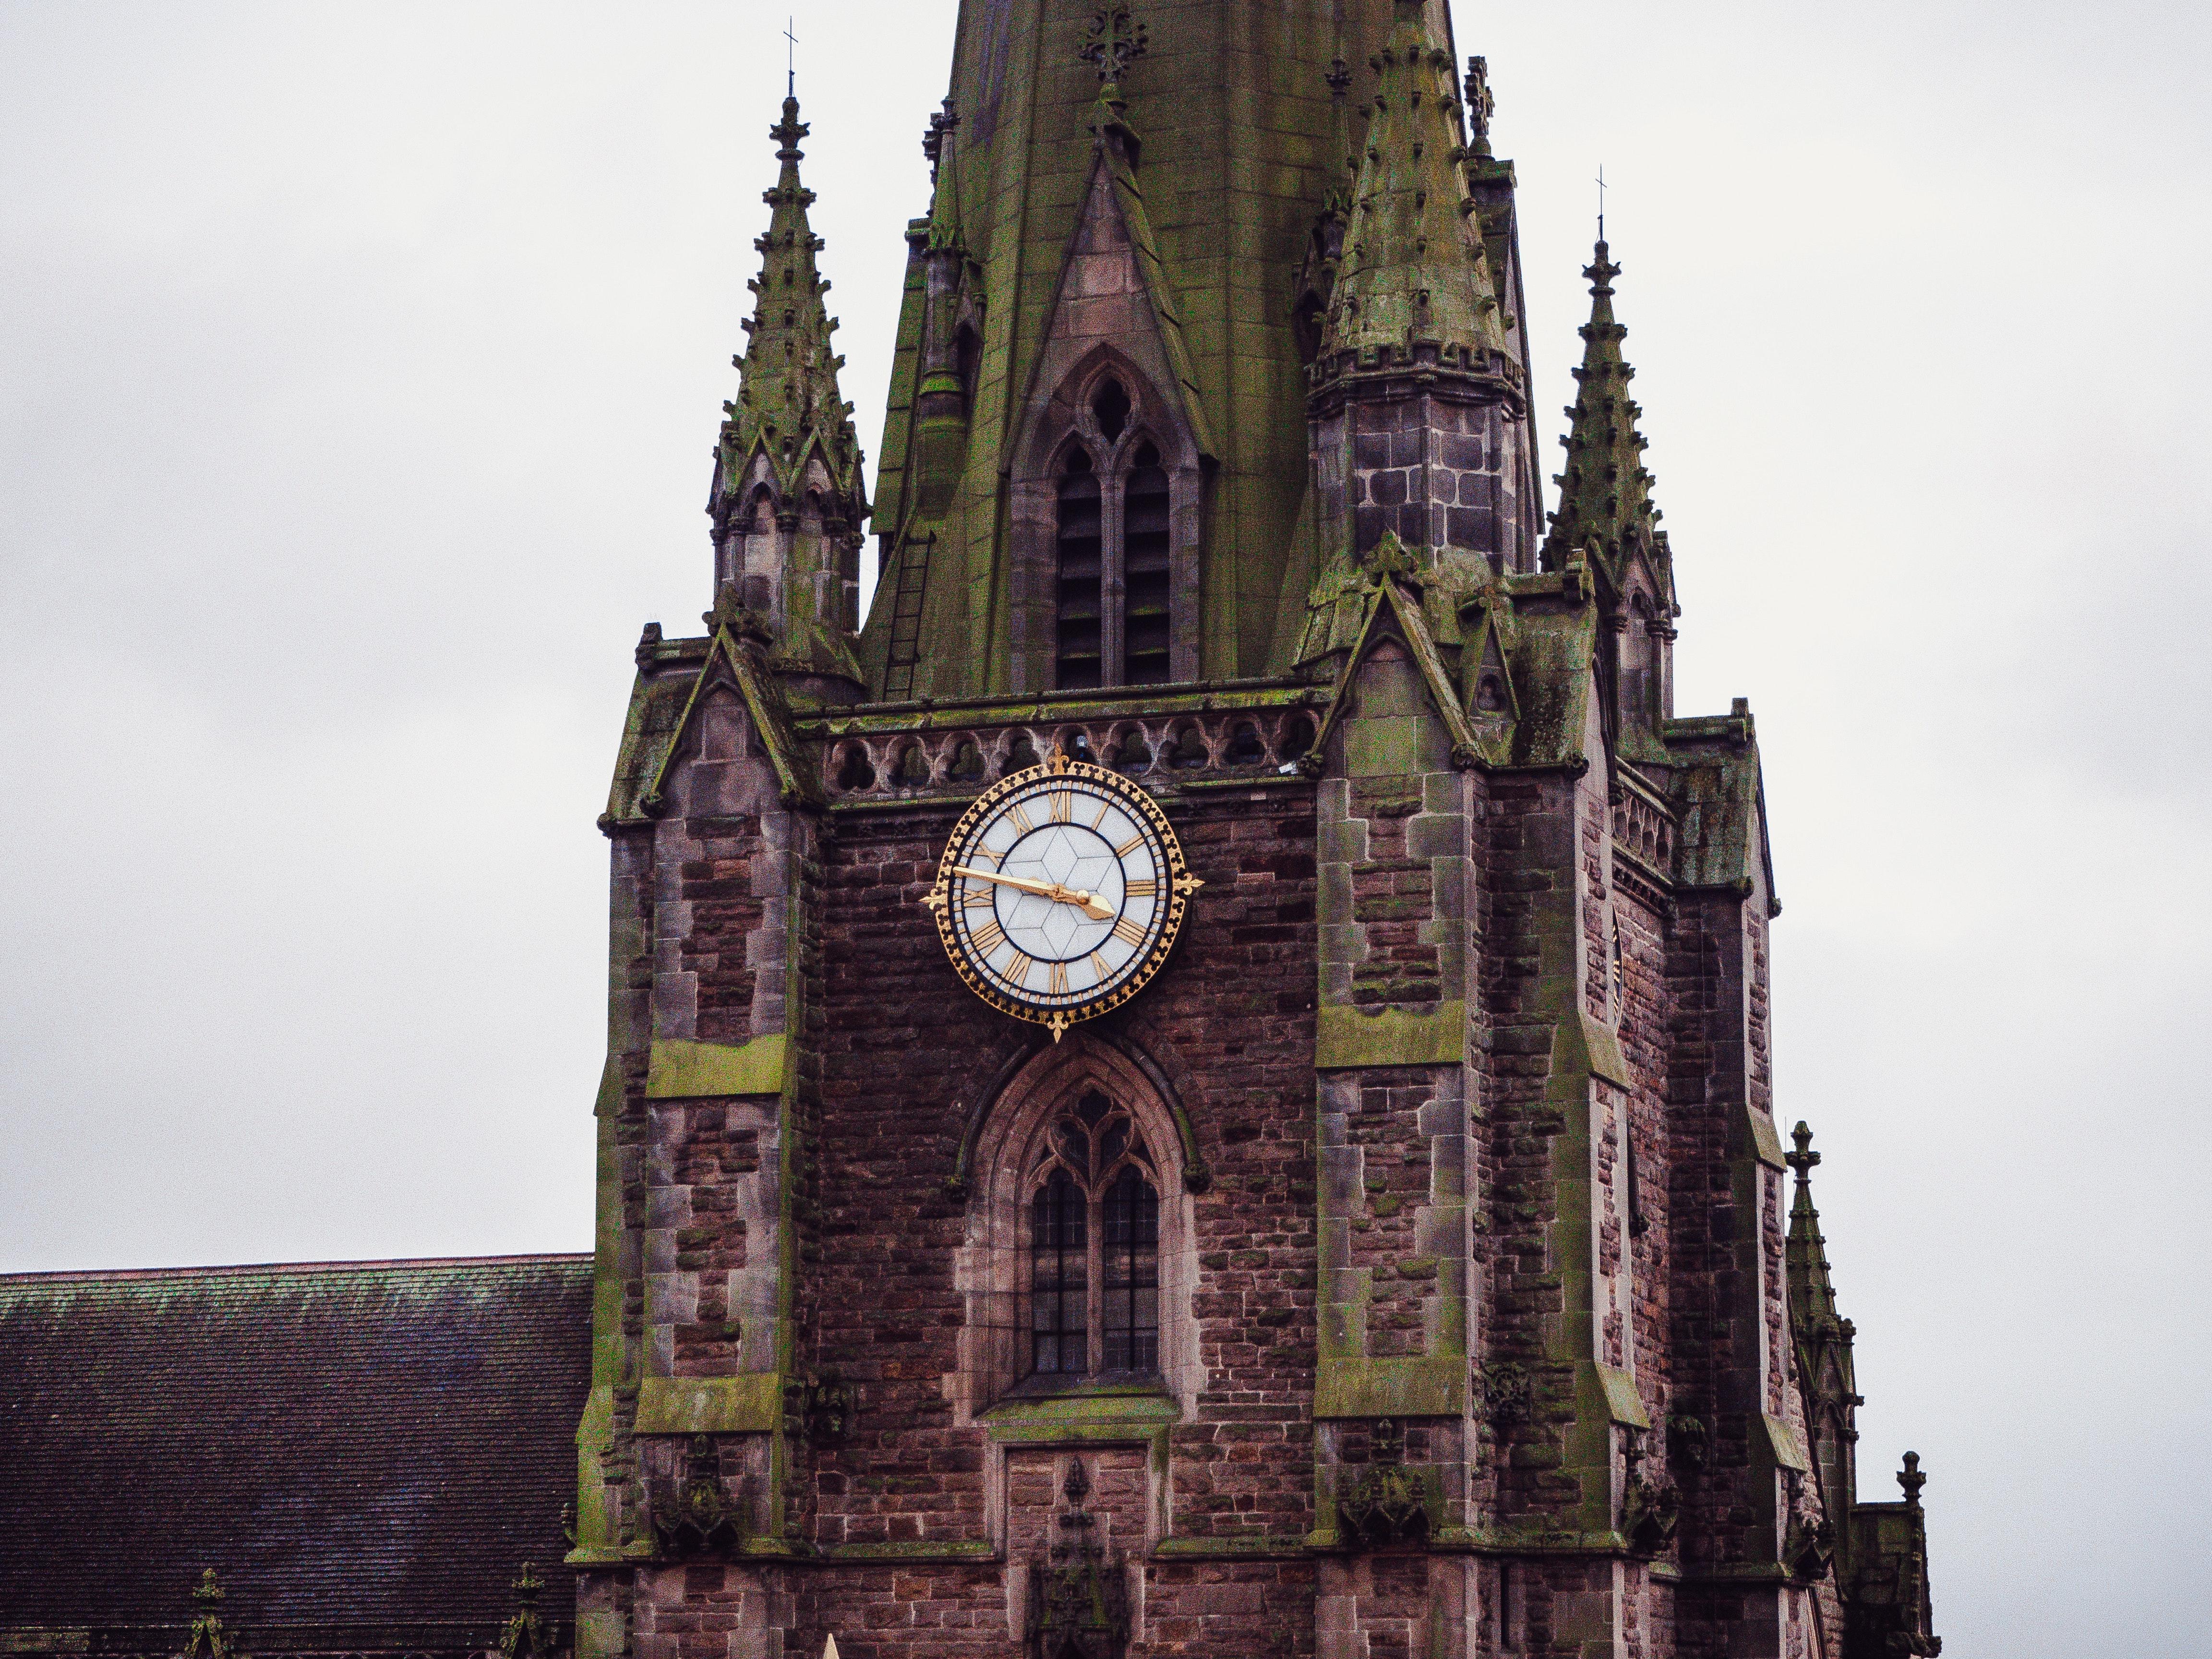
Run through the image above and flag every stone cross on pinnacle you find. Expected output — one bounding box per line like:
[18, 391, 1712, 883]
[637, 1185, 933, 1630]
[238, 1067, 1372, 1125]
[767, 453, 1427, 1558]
[1079, 4, 1149, 89]
[1464, 56, 1493, 139]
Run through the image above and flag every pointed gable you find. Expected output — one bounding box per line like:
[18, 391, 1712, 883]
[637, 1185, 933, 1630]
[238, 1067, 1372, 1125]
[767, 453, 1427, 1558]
[1008, 147, 1213, 472]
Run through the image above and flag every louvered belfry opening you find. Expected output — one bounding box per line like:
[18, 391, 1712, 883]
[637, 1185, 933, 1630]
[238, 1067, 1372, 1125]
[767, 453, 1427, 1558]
[1054, 449, 1104, 689]
[1122, 441, 1172, 684]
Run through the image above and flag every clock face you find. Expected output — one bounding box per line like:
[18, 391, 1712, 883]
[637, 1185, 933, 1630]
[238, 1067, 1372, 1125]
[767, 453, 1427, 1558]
[926, 752, 1199, 1037]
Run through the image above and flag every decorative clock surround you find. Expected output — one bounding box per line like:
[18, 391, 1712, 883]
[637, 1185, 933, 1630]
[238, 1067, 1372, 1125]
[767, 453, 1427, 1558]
[924, 748, 1201, 1038]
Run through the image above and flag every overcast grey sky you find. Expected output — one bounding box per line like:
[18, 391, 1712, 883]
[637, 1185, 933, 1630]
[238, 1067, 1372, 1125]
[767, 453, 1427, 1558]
[2, 2, 2206, 1652]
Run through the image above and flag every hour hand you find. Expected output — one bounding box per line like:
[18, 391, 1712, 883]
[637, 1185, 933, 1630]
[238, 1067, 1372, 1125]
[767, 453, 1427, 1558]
[1057, 887, 1114, 921]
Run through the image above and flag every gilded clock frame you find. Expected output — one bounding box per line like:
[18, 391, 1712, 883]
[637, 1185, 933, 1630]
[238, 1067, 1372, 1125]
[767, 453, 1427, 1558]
[924, 751, 1202, 1039]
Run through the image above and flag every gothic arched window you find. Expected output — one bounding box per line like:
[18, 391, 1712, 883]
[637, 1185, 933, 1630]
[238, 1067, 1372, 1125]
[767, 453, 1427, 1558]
[1010, 353, 1204, 691]
[1026, 1092, 1160, 1381]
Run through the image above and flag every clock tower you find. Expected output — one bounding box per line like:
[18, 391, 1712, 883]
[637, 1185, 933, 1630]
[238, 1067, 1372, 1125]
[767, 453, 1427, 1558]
[567, 5, 1940, 1659]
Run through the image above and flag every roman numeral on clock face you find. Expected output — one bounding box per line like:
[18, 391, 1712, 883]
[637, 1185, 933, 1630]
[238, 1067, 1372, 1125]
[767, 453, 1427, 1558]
[970, 921, 1007, 955]
[962, 889, 994, 909]
[1048, 961, 1070, 995]
[1112, 916, 1148, 947]
[1124, 878, 1156, 898]
[1049, 790, 1072, 823]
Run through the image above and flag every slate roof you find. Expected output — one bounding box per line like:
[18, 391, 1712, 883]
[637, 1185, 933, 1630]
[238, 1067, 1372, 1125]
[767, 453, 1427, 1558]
[0, 1254, 592, 1629]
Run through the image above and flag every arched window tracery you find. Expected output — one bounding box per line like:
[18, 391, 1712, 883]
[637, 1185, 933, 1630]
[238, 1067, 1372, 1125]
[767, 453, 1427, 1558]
[1026, 1092, 1159, 1382]
[1018, 360, 1198, 691]
[951, 1040, 1197, 1418]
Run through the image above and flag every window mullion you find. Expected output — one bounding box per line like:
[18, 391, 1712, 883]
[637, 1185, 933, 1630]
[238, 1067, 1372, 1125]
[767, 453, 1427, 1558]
[1101, 464, 1126, 690]
[1087, 1190, 1106, 1375]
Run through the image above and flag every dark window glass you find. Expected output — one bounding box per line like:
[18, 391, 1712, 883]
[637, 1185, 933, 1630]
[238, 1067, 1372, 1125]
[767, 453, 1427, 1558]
[1031, 1171, 1088, 1375]
[1101, 1165, 1160, 1372]
[1123, 442, 1172, 685]
[1023, 1094, 1164, 1386]
[1055, 451, 1103, 690]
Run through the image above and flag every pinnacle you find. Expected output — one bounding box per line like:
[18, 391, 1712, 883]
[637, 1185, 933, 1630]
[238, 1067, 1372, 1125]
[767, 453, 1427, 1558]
[718, 90, 866, 508]
[1785, 1119, 1843, 1333]
[1311, 1, 1507, 374]
[1540, 235, 1670, 605]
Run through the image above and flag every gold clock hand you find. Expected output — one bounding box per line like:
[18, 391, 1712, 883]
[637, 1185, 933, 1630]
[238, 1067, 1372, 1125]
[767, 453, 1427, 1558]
[1059, 888, 1116, 921]
[951, 865, 1056, 899]
[951, 866, 1117, 922]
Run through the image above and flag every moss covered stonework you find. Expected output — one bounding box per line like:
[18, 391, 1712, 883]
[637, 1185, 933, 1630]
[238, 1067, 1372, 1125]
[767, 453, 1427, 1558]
[564, 7, 1942, 1659]
[0, 15, 1939, 1656]
[0, 3, 1922, 1654]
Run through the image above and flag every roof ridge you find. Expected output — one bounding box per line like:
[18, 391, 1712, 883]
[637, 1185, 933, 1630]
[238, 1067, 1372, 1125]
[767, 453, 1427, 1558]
[0, 1251, 592, 1284]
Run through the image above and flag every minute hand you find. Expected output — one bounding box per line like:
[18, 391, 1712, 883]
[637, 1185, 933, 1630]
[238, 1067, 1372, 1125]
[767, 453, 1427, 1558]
[951, 866, 1115, 921]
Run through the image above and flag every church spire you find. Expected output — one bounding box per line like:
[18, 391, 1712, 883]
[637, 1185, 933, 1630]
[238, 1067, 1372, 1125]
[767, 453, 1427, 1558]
[1312, 0, 1512, 379]
[709, 92, 868, 696]
[1542, 237, 1673, 610]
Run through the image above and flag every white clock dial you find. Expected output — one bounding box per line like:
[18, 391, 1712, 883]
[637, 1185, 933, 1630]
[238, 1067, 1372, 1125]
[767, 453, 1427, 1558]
[926, 752, 1199, 1037]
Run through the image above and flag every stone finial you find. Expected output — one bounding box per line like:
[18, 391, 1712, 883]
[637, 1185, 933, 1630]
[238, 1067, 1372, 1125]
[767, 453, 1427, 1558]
[1898, 1450, 1928, 1508]
[1030, 1453, 1128, 1658]
[714, 89, 867, 523]
[1541, 235, 1672, 606]
[922, 96, 960, 179]
[706, 582, 780, 648]
[180, 1569, 232, 1659]
[497, 1563, 552, 1659]
[1788, 1120, 1821, 1180]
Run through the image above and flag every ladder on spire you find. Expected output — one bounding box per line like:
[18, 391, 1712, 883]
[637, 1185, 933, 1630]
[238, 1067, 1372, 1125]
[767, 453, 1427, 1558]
[881, 532, 934, 700]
